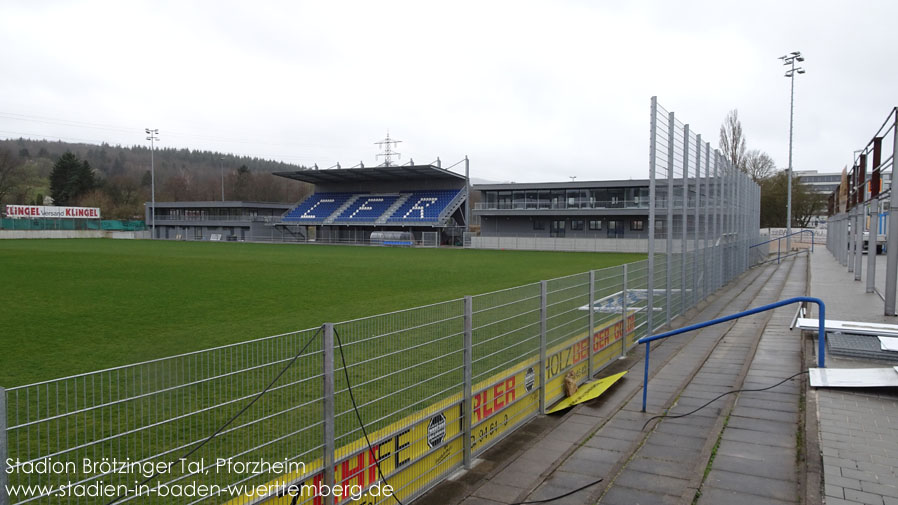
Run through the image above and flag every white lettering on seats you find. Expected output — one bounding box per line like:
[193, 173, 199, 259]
[403, 197, 438, 219]
[301, 199, 334, 219]
[349, 198, 383, 219]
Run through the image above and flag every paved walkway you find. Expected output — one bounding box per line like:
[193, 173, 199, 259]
[422, 254, 812, 505]
[809, 251, 898, 505]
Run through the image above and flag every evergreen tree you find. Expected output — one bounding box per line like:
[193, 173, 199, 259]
[49, 152, 95, 205]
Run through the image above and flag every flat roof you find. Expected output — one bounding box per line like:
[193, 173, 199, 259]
[145, 201, 293, 209]
[273, 164, 466, 185]
[474, 179, 650, 191]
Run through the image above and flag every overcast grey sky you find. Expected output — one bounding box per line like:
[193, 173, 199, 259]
[1, 0, 895, 183]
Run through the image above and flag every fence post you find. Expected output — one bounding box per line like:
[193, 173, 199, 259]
[681, 124, 689, 317]
[849, 208, 857, 273]
[887, 112, 898, 314]
[666, 111, 675, 327]
[867, 199, 879, 293]
[621, 263, 629, 357]
[587, 271, 595, 378]
[694, 133, 702, 309]
[855, 205, 864, 280]
[323, 323, 335, 505]
[1, 387, 7, 505]
[463, 296, 473, 468]
[647, 97, 658, 339]
[539, 280, 548, 415]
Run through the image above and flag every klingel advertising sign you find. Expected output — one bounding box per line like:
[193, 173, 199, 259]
[5, 205, 101, 219]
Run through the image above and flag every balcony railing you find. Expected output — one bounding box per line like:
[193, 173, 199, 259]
[474, 200, 650, 211]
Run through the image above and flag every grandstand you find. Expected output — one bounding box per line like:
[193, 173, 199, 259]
[272, 163, 469, 245]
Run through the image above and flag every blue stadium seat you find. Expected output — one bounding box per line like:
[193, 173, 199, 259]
[282, 193, 356, 223]
[387, 190, 462, 223]
[333, 195, 399, 222]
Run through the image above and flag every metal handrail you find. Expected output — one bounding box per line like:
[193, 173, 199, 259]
[750, 229, 815, 265]
[636, 296, 825, 412]
[750, 229, 815, 251]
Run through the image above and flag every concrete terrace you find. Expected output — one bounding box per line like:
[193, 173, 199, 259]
[418, 249, 898, 505]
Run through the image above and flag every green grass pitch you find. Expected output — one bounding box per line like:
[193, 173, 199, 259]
[0, 239, 643, 387]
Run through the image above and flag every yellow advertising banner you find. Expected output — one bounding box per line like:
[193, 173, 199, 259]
[226, 313, 632, 505]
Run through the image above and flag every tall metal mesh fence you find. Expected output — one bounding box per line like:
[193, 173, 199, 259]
[647, 97, 761, 334]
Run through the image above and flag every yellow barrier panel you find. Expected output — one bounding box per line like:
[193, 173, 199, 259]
[546, 371, 627, 414]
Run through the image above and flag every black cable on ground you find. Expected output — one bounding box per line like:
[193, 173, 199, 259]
[106, 325, 323, 505]
[641, 370, 808, 431]
[508, 478, 603, 505]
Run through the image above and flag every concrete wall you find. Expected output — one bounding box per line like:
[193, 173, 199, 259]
[469, 236, 704, 253]
[0, 230, 149, 240]
[470, 236, 645, 253]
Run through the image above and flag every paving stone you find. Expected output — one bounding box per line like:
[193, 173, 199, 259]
[703, 469, 798, 502]
[583, 435, 634, 452]
[860, 481, 898, 499]
[842, 468, 882, 484]
[600, 485, 680, 505]
[638, 440, 701, 462]
[721, 427, 795, 448]
[731, 406, 798, 423]
[646, 432, 707, 450]
[625, 455, 696, 480]
[696, 487, 795, 505]
[844, 487, 888, 505]
[491, 464, 540, 488]
[711, 453, 796, 482]
[724, 415, 795, 435]
[525, 471, 605, 505]
[460, 496, 506, 505]
[826, 484, 845, 499]
[612, 469, 690, 496]
[473, 482, 525, 502]
[652, 420, 709, 438]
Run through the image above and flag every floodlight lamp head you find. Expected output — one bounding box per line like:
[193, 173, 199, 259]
[796, 56, 805, 62]
[797, 69, 806, 74]
[791, 51, 801, 56]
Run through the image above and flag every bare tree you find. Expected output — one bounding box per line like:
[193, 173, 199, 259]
[743, 149, 776, 183]
[719, 109, 747, 171]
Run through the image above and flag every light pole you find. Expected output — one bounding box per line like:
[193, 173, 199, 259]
[220, 157, 225, 201]
[146, 128, 159, 238]
[779, 51, 805, 250]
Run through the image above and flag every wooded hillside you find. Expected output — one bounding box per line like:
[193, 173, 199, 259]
[0, 138, 313, 218]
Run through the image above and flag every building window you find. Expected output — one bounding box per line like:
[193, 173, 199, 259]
[551, 220, 565, 237]
[571, 219, 584, 231]
[631, 219, 645, 231]
[589, 220, 602, 230]
[533, 220, 545, 230]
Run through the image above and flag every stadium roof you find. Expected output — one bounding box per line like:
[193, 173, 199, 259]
[273, 164, 466, 184]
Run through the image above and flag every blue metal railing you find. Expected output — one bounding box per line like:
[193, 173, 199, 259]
[750, 230, 815, 264]
[636, 296, 825, 412]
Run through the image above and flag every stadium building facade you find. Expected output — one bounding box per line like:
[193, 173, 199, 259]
[144, 201, 293, 241]
[473, 180, 651, 239]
